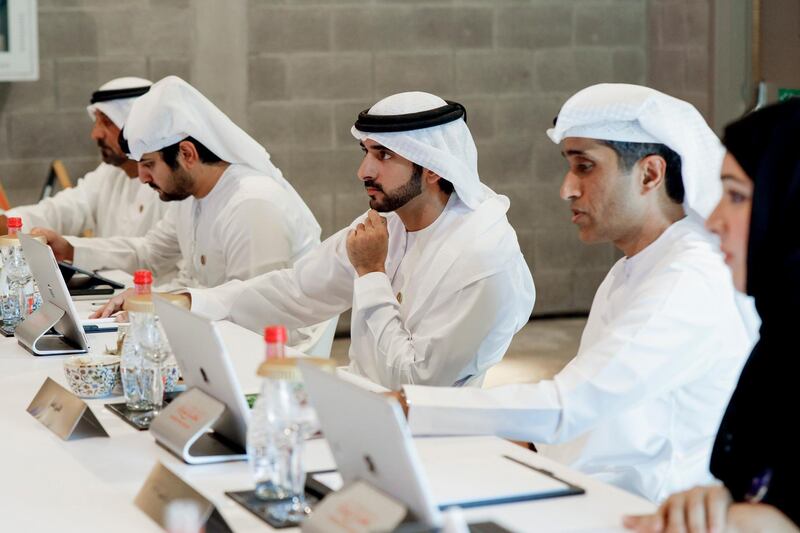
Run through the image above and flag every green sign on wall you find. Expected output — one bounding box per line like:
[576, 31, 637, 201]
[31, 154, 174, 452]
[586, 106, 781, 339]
[778, 88, 800, 101]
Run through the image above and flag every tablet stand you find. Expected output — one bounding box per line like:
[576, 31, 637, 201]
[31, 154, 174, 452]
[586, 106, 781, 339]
[16, 300, 87, 356]
[150, 387, 246, 465]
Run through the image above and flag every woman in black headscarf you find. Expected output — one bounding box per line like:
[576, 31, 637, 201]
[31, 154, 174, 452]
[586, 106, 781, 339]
[625, 98, 800, 532]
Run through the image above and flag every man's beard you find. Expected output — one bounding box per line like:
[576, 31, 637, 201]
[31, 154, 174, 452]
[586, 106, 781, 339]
[366, 165, 423, 212]
[150, 166, 194, 202]
[97, 140, 128, 166]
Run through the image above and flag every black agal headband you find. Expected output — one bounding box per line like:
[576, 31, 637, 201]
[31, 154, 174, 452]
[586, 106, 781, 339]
[90, 85, 151, 104]
[354, 100, 467, 133]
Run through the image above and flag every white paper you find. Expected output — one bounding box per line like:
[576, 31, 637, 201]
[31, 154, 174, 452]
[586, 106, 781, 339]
[311, 452, 572, 510]
[418, 446, 570, 507]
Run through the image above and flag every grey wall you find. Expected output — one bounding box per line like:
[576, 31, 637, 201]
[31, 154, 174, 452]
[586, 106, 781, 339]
[712, 0, 754, 134]
[0, 0, 196, 205]
[0, 0, 654, 315]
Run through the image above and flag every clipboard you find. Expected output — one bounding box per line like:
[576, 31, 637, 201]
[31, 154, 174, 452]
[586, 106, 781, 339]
[306, 455, 585, 511]
[441, 455, 585, 509]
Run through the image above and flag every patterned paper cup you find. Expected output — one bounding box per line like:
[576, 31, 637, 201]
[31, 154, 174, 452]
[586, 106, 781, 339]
[63, 355, 121, 399]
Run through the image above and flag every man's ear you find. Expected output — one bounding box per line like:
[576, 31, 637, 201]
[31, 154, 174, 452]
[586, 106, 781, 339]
[640, 154, 667, 193]
[423, 168, 442, 185]
[177, 140, 200, 168]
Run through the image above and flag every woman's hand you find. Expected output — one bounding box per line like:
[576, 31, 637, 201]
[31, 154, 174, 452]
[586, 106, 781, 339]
[623, 485, 732, 533]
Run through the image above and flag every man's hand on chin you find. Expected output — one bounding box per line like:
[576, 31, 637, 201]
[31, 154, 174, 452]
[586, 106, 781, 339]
[347, 210, 389, 277]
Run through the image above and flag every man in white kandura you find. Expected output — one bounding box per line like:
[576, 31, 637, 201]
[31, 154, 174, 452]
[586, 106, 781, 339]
[166, 91, 535, 389]
[3, 77, 169, 269]
[391, 84, 759, 502]
[48, 76, 323, 348]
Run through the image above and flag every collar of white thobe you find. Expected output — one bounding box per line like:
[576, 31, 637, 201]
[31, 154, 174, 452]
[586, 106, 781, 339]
[621, 214, 693, 279]
[390, 193, 457, 288]
[402, 193, 511, 323]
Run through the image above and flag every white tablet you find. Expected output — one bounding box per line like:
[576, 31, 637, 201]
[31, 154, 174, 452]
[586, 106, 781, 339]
[301, 363, 442, 527]
[153, 296, 250, 463]
[16, 234, 89, 355]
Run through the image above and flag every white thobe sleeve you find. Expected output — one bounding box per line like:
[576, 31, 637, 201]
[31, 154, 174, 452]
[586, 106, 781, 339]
[4, 169, 104, 235]
[404, 270, 728, 441]
[349, 269, 518, 389]
[188, 228, 355, 335]
[70, 203, 182, 277]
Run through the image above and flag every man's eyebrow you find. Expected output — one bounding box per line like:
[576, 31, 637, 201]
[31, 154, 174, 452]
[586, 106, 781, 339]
[561, 149, 588, 157]
[360, 142, 394, 153]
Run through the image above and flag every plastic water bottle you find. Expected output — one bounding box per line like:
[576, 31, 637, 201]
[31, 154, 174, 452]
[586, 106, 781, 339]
[247, 325, 291, 501]
[0, 232, 9, 325]
[1, 217, 41, 328]
[247, 326, 334, 524]
[120, 270, 158, 412]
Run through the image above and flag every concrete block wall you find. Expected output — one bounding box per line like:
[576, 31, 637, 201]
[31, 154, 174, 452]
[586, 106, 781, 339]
[0, 0, 693, 316]
[246, 0, 649, 315]
[0, 0, 196, 205]
[647, 0, 712, 118]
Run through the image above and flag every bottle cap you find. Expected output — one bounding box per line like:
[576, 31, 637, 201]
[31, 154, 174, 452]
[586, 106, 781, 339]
[7, 217, 22, 229]
[133, 269, 153, 286]
[264, 325, 288, 344]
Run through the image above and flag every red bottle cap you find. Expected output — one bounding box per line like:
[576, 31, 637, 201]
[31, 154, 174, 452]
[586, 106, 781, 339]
[7, 217, 22, 230]
[264, 325, 287, 344]
[133, 269, 153, 286]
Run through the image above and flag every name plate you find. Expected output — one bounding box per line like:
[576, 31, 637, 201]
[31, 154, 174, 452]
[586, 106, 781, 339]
[153, 387, 225, 442]
[302, 480, 409, 533]
[26, 377, 108, 440]
[150, 387, 246, 464]
[135, 462, 232, 533]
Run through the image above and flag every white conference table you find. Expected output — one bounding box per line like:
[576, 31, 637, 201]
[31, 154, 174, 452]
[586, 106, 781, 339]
[0, 290, 655, 532]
